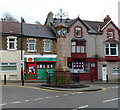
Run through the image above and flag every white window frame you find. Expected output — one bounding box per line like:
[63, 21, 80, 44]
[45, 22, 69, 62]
[104, 43, 118, 56]
[108, 30, 113, 38]
[44, 41, 51, 52]
[28, 39, 36, 52]
[76, 27, 81, 37]
[7, 36, 17, 50]
[0, 63, 17, 71]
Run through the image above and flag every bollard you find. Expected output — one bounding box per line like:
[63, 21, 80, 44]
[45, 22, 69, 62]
[4, 74, 6, 85]
[106, 75, 108, 83]
[91, 74, 93, 82]
[48, 73, 50, 84]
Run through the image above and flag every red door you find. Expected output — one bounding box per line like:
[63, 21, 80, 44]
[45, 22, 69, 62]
[28, 63, 37, 80]
[90, 62, 98, 80]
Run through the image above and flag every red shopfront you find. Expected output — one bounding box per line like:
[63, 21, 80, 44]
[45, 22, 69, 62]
[68, 58, 98, 81]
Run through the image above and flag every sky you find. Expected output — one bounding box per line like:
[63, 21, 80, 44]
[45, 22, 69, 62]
[0, 0, 119, 26]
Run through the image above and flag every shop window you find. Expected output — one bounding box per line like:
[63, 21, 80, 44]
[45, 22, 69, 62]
[112, 68, 120, 74]
[28, 39, 36, 52]
[0, 63, 17, 71]
[71, 41, 85, 53]
[7, 36, 17, 50]
[44, 41, 51, 52]
[37, 62, 55, 69]
[68, 62, 90, 73]
[105, 43, 118, 56]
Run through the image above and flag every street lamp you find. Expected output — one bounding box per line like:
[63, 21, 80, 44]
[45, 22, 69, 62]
[21, 17, 25, 86]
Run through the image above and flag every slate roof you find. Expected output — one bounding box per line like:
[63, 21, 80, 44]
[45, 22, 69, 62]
[0, 21, 21, 34]
[22, 23, 56, 39]
[0, 21, 56, 39]
[50, 17, 112, 34]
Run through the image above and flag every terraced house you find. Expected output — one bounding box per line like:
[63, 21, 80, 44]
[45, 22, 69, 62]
[0, 13, 120, 81]
[0, 21, 57, 80]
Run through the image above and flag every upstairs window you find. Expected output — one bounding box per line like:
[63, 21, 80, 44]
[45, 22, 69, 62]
[28, 39, 36, 52]
[44, 41, 51, 52]
[74, 26, 82, 37]
[105, 43, 118, 56]
[71, 41, 85, 53]
[107, 28, 115, 38]
[7, 37, 17, 50]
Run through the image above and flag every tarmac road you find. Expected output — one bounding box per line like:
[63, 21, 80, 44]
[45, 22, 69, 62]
[1, 83, 120, 109]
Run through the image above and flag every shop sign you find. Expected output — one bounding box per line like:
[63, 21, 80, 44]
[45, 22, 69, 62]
[27, 58, 34, 62]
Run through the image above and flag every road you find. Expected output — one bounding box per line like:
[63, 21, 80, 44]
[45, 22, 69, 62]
[1, 83, 120, 109]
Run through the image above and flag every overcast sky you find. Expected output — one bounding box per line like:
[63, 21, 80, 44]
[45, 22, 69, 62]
[0, 0, 119, 26]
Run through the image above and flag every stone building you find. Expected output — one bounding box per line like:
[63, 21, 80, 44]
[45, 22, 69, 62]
[0, 21, 57, 80]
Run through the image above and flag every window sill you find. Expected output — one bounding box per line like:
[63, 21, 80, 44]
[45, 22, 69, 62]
[7, 49, 17, 51]
[28, 50, 37, 53]
[105, 56, 119, 61]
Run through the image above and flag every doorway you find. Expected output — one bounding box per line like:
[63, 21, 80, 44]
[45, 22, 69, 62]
[102, 65, 107, 81]
[28, 63, 37, 80]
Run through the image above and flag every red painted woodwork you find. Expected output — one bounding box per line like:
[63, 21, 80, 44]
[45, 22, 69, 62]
[106, 28, 115, 39]
[71, 53, 87, 58]
[74, 26, 83, 37]
[28, 63, 37, 80]
[105, 56, 119, 61]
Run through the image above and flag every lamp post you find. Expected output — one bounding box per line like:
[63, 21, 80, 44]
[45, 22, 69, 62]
[21, 17, 25, 86]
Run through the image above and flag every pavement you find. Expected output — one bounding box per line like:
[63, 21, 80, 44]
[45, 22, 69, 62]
[1, 81, 108, 92]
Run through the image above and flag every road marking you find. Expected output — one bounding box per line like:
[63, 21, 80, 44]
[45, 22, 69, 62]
[24, 100, 30, 102]
[10, 101, 21, 104]
[103, 97, 120, 103]
[38, 98, 43, 100]
[0, 103, 7, 106]
[63, 94, 69, 96]
[108, 86, 120, 89]
[78, 105, 89, 109]
[45, 97, 51, 99]
[55, 96, 60, 98]
[3, 85, 106, 93]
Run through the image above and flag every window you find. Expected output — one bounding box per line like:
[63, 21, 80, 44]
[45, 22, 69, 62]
[74, 26, 82, 37]
[112, 68, 120, 74]
[28, 40, 36, 52]
[0, 63, 17, 71]
[105, 43, 118, 56]
[71, 41, 85, 53]
[7, 37, 17, 50]
[107, 28, 114, 38]
[68, 62, 90, 73]
[44, 41, 51, 52]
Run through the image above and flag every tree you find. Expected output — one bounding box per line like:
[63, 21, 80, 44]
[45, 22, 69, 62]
[1, 12, 18, 22]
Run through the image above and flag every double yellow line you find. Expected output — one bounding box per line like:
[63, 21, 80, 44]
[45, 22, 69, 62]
[2, 84, 108, 93]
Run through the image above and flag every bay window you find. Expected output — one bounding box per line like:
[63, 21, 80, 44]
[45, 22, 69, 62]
[71, 41, 85, 53]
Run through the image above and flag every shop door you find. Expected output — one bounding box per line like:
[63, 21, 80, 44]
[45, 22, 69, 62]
[102, 65, 107, 81]
[28, 63, 37, 80]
